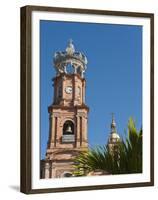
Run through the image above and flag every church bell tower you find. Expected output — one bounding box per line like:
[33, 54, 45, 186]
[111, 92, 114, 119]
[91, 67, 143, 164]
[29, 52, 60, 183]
[107, 114, 121, 155]
[41, 40, 89, 178]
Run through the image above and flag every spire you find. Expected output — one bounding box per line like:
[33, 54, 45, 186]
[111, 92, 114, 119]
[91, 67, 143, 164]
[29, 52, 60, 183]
[107, 114, 120, 150]
[111, 113, 116, 134]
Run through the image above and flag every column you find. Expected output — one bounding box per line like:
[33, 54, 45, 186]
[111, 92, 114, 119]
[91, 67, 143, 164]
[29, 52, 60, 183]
[47, 114, 52, 148]
[44, 162, 50, 179]
[82, 116, 88, 147]
[73, 75, 76, 105]
[80, 116, 83, 146]
[55, 116, 59, 147]
[51, 165, 56, 178]
[62, 76, 65, 105]
[49, 114, 55, 148]
[82, 80, 86, 103]
[76, 115, 80, 148]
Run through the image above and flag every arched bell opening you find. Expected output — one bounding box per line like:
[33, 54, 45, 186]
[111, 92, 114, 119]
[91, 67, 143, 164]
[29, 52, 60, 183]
[61, 171, 73, 178]
[62, 120, 75, 143]
[63, 120, 74, 135]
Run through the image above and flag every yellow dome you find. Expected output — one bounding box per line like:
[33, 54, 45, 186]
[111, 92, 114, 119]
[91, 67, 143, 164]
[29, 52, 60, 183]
[110, 132, 120, 139]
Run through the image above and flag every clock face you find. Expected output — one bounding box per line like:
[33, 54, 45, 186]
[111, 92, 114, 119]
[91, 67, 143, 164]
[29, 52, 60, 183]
[65, 86, 72, 94]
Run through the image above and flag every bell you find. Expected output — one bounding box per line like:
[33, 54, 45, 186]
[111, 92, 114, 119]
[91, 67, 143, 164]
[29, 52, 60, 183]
[65, 125, 72, 134]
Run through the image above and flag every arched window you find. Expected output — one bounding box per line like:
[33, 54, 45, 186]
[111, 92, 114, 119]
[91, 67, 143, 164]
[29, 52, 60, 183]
[63, 120, 74, 135]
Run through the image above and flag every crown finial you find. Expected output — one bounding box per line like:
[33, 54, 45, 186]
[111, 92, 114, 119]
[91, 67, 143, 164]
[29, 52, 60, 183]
[66, 39, 75, 55]
[53, 40, 88, 77]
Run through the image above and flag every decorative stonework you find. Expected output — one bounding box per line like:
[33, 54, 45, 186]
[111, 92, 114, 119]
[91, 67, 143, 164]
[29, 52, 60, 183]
[53, 39, 87, 78]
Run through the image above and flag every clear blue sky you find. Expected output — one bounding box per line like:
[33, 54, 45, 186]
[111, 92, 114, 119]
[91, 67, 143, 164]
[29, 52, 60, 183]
[40, 20, 142, 159]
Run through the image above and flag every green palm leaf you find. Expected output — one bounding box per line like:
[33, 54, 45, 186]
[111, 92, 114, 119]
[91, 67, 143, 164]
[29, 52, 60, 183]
[73, 117, 142, 176]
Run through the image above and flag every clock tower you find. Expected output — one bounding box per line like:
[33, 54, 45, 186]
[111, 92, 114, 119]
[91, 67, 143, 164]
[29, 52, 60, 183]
[41, 40, 89, 178]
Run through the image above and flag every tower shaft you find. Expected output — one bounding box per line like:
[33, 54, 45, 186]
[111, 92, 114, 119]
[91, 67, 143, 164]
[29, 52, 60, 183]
[41, 41, 89, 178]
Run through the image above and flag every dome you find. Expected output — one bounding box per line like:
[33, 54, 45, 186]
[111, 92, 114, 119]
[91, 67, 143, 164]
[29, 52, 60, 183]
[110, 133, 120, 139]
[109, 132, 120, 143]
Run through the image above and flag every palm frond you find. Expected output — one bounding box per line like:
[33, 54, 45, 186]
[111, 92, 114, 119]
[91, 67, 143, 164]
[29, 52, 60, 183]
[73, 117, 142, 176]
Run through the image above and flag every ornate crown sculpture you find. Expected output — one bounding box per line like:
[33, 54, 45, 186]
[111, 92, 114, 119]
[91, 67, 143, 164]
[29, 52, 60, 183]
[53, 39, 88, 78]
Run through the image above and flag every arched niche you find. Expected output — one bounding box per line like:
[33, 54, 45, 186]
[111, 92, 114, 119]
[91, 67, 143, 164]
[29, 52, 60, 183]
[62, 120, 75, 143]
[63, 120, 74, 135]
